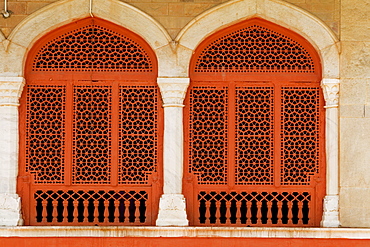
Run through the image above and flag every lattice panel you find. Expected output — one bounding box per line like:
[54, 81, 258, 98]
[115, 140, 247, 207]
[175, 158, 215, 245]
[235, 87, 274, 185]
[196, 191, 311, 226]
[119, 86, 158, 184]
[72, 86, 112, 184]
[281, 87, 320, 185]
[189, 87, 228, 184]
[26, 85, 65, 183]
[33, 190, 148, 224]
[32, 24, 153, 72]
[195, 25, 315, 73]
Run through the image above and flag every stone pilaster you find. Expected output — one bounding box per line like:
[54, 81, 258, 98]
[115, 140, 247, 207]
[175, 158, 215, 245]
[0, 76, 25, 226]
[321, 78, 340, 227]
[156, 77, 189, 226]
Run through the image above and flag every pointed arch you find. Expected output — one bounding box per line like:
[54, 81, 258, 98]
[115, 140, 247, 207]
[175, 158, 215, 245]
[19, 16, 164, 226]
[178, 0, 340, 227]
[5, 0, 171, 77]
[184, 17, 325, 226]
[176, 0, 339, 79]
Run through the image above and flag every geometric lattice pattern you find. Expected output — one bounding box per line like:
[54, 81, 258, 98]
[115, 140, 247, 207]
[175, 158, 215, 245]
[33, 190, 148, 225]
[32, 24, 153, 72]
[72, 86, 112, 184]
[281, 87, 321, 185]
[23, 82, 160, 226]
[187, 84, 322, 187]
[119, 86, 158, 184]
[195, 25, 315, 73]
[235, 87, 274, 185]
[25, 83, 159, 187]
[186, 19, 323, 227]
[23, 82, 160, 225]
[197, 191, 312, 226]
[21, 18, 160, 226]
[188, 87, 228, 184]
[26, 85, 66, 183]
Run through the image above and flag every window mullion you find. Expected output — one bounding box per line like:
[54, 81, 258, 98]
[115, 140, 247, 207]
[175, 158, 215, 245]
[111, 81, 119, 186]
[228, 82, 236, 188]
[273, 82, 282, 188]
[65, 81, 73, 186]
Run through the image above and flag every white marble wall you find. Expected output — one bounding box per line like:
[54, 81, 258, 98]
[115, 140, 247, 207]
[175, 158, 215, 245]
[339, 0, 370, 227]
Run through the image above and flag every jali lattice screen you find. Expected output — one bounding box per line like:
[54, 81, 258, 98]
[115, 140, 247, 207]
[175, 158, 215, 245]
[185, 18, 325, 227]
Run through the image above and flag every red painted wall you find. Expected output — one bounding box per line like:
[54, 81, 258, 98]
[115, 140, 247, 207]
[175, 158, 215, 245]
[1, 237, 370, 247]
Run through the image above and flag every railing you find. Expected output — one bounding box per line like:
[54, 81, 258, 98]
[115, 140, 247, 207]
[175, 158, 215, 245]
[31, 190, 150, 225]
[195, 191, 313, 226]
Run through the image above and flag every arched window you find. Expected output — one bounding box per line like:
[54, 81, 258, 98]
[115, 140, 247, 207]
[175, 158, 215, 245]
[18, 18, 162, 226]
[184, 18, 325, 226]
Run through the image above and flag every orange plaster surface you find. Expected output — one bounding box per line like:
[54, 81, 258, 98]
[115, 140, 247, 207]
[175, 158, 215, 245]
[1, 237, 370, 247]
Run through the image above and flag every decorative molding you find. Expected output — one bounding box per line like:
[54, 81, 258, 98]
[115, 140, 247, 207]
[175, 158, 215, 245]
[321, 78, 339, 108]
[157, 78, 190, 107]
[2, 39, 10, 52]
[0, 77, 25, 106]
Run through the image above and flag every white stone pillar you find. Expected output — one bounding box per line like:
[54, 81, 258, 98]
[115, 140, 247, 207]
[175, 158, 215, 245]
[321, 78, 340, 227]
[156, 77, 189, 226]
[0, 76, 25, 226]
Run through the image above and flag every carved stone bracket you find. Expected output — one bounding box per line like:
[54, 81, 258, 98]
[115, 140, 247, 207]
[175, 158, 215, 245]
[321, 78, 339, 108]
[157, 77, 190, 107]
[0, 77, 25, 106]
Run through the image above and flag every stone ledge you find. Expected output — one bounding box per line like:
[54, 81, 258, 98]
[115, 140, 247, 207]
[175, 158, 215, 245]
[1, 227, 370, 239]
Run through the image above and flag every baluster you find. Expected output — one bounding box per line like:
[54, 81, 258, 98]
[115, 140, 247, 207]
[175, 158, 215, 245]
[83, 201, 89, 222]
[63, 200, 68, 223]
[114, 200, 120, 223]
[41, 200, 47, 223]
[52, 200, 58, 223]
[215, 201, 221, 224]
[205, 201, 211, 224]
[307, 200, 312, 225]
[246, 201, 252, 225]
[225, 201, 231, 224]
[277, 201, 282, 225]
[93, 201, 99, 223]
[287, 201, 293, 225]
[198, 200, 202, 224]
[104, 201, 109, 223]
[267, 201, 272, 225]
[236, 201, 241, 225]
[134, 200, 140, 223]
[124, 200, 130, 223]
[73, 200, 78, 223]
[298, 201, 303, 225]
[256, 201, 262, 225]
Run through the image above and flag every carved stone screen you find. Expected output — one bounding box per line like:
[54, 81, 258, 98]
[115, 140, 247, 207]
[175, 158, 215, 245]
[19, 18, 162, 226]
[184, 18, 325, 227]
